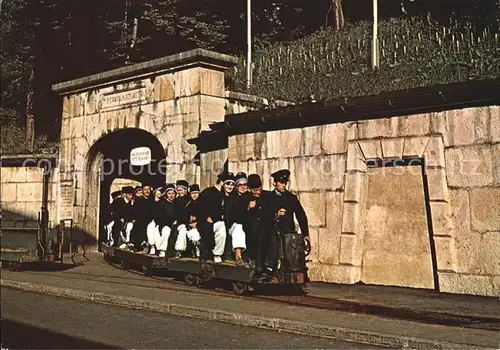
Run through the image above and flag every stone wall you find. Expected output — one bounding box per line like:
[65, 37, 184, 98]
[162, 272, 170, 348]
[1, 166, 58, 229]
[227, 105, 500, 296]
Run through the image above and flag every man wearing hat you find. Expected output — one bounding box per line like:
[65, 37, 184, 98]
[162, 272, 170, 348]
[172, 180, 190, 258]
[147, 184, 175, 257]
[226, 172, 250, 266]
[259, 169, 310, 282]
[104, 190, 122, 245]
[110, 186, 135, 248]
[129, 183, 155, 253]
[197, 172, 232, 263]
[184, 184, 202, 257]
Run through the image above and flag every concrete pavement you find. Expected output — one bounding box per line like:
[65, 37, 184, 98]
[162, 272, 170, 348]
[1, 254, 499, 349]
[3, 289, 373, 349]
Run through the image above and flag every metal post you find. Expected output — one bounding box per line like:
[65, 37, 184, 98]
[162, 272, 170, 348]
[371, 0, 379, 68]
[246, 0, 252, 89]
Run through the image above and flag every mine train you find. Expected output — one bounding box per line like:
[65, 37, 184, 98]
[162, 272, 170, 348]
[101, 227, 311, 295]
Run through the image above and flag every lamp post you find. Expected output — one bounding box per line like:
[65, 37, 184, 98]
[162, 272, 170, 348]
[246, 0, 252, 89]
[371, 0, 379, 68]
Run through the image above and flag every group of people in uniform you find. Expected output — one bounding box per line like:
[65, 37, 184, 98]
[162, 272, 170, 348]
[104, 169, 310, 282]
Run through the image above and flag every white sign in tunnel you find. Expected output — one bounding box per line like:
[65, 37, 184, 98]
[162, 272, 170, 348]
[130, 147, 151, 166]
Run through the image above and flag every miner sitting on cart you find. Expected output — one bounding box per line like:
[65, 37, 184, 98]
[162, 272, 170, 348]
[257, 169, 310, 283]
[105, 190, 122, 245]
[110, 186, 135, 248]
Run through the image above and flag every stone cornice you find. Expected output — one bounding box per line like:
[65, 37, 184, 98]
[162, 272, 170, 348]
[52, 49, 238, 95]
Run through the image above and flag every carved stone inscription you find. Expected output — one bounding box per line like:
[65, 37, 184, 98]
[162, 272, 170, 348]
[101, 87, 146, 110]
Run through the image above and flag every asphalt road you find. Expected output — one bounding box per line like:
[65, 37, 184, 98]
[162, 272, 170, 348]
[1, 288, 378, 349]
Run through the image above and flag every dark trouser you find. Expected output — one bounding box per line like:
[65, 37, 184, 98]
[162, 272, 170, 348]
[242, 218, 261, 263]
[111, 221, 124, 246]
[199, 221, 215, 261]
[131, 221, 147, 247]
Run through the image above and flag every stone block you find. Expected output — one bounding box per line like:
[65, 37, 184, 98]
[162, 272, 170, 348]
[424, 136, 445, 168]
[493, 143, 500, 186]
[339, 234, 362, 266]
[152, 76, 175, 102]
[26, 167, 43, 183]
[182, 121, 201, 162]
[173, 68, 201, 98]
[24, 202, 41, 220]
[267, 129, 302, 159]
[402, 136, 429, 158]
[159, 123, 184, 164]
[16, 183, 42, 202]
[425, 168, 449, 202]
[297, 192, 326, 227]
[1, 167, 27, 183]
[302, 126, 322, 156]
[307, 263, 361, 284]
[445, 107, 492, 147]
[433, 236, 457, 272]
[429, 201, 453, 236]
[438, 272, 495, 297]
[358, 117, 398, 140]
[70, 116, 84, 139]
[346, 142, 367, 172]
[199, 95, 225, 124]
[321, 123, 347, 154]
[228, 136, 240, 161]
[381, 138, 405, 159]
[325, 191, 343, 230]
[200, 68, 225, 97]
[307, 228, 320, 262]
[491, 106, 500, 143]
[449, 189, 470, 232]
[318, 227, 340, 265]
[290, 155, 345, 192]
[341, 202, 360, 234]
[493, 276, 500, 297]
[479, 231, 500, 275]
[398, 113, 430, 137]
[2, 202, 25, 220]
[470, 187, 500, 232]
[358, 140, 382, 160]
[430, 111, 446, 138]
[344, 172, 363, 203]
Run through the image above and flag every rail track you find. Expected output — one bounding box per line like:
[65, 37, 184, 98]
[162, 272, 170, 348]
[12, 258, 499, 332]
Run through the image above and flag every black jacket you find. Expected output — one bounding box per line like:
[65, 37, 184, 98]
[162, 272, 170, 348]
[132, 196, 154, 224]
[111, 198, 134, 223]
[186, 198, 201, 223]
[175, 195, 190, 226]
[268, 190, 309, 237]
[152, 199, 176, 229]
[198, 186, 224, 223]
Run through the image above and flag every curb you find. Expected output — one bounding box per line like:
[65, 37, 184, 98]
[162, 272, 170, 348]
[0, 279, 491, 349]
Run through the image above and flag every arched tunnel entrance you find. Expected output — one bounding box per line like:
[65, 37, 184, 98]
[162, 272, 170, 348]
[84, 129, 166, 246]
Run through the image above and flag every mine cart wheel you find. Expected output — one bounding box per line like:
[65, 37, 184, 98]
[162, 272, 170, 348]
[232, 281, 249, 295]
[120, 260, 129, 270]
[184, 274, 196, 286]
[142, 265, 152, 276]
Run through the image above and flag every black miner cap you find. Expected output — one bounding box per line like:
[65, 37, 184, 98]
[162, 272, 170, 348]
[189, 184, 200, 193]
[271, 169, 291, 183]
[176, 179, 189, 189]
[247, 174, 262, 189]
[122, 186, 134, 194]
[164, 183, 176, 192]
[220, 171, 235, 183]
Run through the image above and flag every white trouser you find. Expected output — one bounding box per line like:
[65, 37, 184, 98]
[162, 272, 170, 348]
[147, 222, 170, 252]
[120, 222, 133, 243]
[213, 221, 227, 256]
[228, 223, 246, 251]
[106, 221, 115, 241]
[186, 228, 201, 245]
[174, 224, 188, 251]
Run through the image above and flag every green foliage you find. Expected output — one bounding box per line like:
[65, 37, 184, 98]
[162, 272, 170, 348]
[227, 16, 500, 103]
